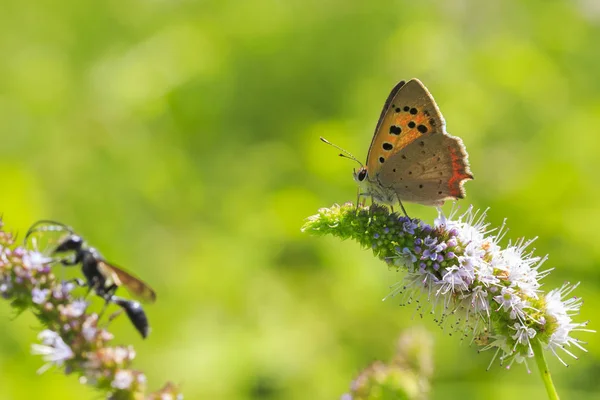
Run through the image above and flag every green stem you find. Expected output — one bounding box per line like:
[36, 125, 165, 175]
[532, 339, 559, 400]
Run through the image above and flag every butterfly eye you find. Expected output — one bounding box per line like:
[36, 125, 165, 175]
[357, 169, 367, 181]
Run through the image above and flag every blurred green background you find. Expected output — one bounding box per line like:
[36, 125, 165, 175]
[0, 0, 599, 399]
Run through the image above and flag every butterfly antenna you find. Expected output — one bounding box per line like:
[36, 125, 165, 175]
[319, 137, 363, 168]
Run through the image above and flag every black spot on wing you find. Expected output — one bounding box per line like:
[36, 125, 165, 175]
[389, 125, 401, 135]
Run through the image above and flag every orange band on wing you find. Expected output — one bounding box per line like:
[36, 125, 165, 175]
[447, 145, 473, 197]
[395, 130, 421, 150]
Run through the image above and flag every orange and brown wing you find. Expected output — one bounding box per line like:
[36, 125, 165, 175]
[379, 134, 473, 206]
[97, 261, 157, 303]
[366, 79, 446, 176]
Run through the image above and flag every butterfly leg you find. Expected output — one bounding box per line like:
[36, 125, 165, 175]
[368, 195, 375, 215]
[397, 196, 410, 218]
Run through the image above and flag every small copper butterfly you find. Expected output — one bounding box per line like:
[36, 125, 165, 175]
[323, 79, 473, 214]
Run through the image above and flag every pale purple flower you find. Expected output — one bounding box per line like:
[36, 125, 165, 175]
[31, 330, 74, 374]
[401, 247, 417, 264]
[402, 220, 417, 235]
[31, 288, 49, 304]
[421, 249, 437, 261]
[22, 251, 51, 271]
[390, 205, 592, 369]
[493, 287, 529, 321]
[60, 300, 88, 318]
[112, 370, 134, 389]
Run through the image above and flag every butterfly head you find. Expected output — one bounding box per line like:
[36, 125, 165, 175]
[353, 167, 368, 183]
[353, 166, 377, 200]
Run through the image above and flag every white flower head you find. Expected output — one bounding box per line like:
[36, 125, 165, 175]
[22, 250, 52, 271]
[112, 370, 134, 390]
[31, 287, 50, 305]
[31, 330, 74, 374]
[542, 282, 594, 366]
[304, 203, 594, 370]
[60, 299, 88, 318]
[389, 206, 592, 369]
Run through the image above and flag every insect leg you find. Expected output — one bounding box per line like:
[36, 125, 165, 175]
[397, 196, 410, 218]
[60, 258, 78, 266]
[97, 284, 119, 319]
[98, 298, 111, 319]
[368, 194, 376, 215]
[63, 278, 86, 287]
[84, 277, 102, 299]
[105, 308, 125, 325]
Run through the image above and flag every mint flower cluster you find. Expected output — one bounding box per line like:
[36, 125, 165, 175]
[302, 203, 592, 372]
[0, 222, 181, 399]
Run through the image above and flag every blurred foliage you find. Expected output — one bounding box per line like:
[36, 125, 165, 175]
[344, 328, 433, 400]
[0, 0, 599, 399]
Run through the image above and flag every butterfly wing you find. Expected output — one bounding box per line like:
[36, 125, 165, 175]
[366, 79, 446, 176]
[97, 261, 157, 303]
[379, 134, 473, 206]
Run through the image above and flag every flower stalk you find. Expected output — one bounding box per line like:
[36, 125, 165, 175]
[303, 203, 593, 398]
[532, 339, 559, 400]
[0, 221, 182, 399]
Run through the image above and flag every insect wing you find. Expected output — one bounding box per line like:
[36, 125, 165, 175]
[97, 261, 156, 303]
[366, 79, 446, 176]
[24, 224, 73, 261]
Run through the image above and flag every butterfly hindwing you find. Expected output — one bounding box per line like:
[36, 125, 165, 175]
[366, 79, 446, 175]
[379, 134, 473, 206]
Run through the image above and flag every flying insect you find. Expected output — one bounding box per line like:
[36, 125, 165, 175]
[24, 220, 156, 338]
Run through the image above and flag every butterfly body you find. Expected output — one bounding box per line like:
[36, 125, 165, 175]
[355, 79, 473, 207]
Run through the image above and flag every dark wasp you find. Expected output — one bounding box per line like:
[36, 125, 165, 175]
[25, 220, 156, 338]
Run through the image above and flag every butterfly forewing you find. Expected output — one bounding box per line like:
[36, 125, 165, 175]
[366, 79, 446, 176]
[371, 80, 406, 139]
[97, 261, 156, 303]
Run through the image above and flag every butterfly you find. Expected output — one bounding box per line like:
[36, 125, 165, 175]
[330, 79, 473, 214]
